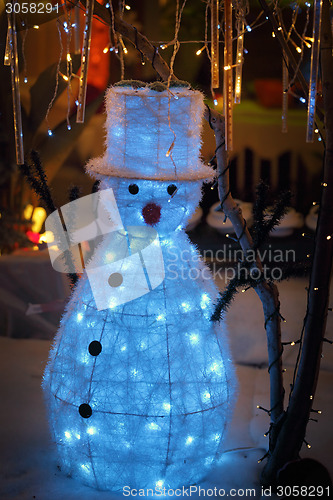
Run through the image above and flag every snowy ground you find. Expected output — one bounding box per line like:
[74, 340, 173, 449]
[1, 277, 332, 499]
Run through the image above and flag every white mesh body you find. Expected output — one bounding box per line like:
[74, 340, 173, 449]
[43, 177, 235, 491]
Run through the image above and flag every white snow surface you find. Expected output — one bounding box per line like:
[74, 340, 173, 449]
[1, 277, 333, 499]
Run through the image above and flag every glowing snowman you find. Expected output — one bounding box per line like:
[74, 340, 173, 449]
[43, 82, 235, 491]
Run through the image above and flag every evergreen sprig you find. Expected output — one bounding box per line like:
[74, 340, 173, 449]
[252, 181, 292, 250]
[20, 150, 56, 214]
[212, 182, 306, 322]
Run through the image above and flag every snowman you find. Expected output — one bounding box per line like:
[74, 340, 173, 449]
[43, 81, 235, 491]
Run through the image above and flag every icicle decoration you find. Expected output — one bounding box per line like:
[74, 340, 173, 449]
[76, 0, 95, 123]
[4, 26, 11, 65]
[306, 0, 322, 143]
[210, 0, 219, 89]
[282, 52, 288, 133]
[7, 7, 24, 165]
[224, 0, 233, 151]
[74, 4, 81, 54]
[234, 19, 244, 104]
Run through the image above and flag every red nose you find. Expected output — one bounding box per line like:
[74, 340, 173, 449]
[142, 203, 161, 226]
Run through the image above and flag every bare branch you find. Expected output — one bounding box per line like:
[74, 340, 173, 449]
[207, 108, 284, 426]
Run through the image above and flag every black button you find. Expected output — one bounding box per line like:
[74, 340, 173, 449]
[79, 403, 92, 418]
[129, 184, 139, 195]
[167, 184, 177, 196]
[89, 341, 102, 356]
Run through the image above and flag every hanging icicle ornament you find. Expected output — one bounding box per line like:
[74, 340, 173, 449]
[4, 26, 11, 66]
[74, 3, 81, 55]
[282, 51, 288, 133]
[224, 0, 233, 151]
[210, 0, 219, 89]
[306, 0, 323, 143]
[6, 2, 24, 165]
[43, 82, 235, 491]
[234, 18, 244, 104]
[76, 0, 95, 123]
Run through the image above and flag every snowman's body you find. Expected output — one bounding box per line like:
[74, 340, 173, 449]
[43, 84, 235, 491]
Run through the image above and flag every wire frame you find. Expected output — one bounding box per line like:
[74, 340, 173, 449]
[306, 0, 322, 143]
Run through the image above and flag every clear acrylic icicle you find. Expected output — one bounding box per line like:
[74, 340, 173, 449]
[282, 52, 288, 133]
[4, 27, 11, 65]
[7, 10, 24, 165]
[76, 0, 95, 123]
[224, 0, 233, 151]
[211, 0, 219, 89]
[74, 5, 81, 55]
[306, 0, 322, 143]
[234, 19, 244, 104]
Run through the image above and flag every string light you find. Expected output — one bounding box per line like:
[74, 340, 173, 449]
[304, 439, 312, 449]
[196, 45, 205, 56]
[33, 25, 40, 29]
[125, 4, 131, 10]
[119, 38, 128, 54]
[48, 129, 53, 136]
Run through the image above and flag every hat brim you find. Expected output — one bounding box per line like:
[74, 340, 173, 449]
[86, 155, 215, 182]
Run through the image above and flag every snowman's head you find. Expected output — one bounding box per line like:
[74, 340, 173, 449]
[99, 176, 203, 236]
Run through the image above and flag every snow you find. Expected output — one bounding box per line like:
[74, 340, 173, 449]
[1, 277, 332, 499]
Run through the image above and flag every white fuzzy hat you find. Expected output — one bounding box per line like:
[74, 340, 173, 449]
[86, 81, 214, 181]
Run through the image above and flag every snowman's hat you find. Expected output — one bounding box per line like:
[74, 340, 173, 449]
[86, 81, 214, 181]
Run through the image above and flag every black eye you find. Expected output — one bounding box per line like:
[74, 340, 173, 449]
[167, 184, 177, 196]
[129, 184, 139, 195]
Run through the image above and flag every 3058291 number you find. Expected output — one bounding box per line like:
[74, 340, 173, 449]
[276, 485, 330, 496]
[5, 2, 59, 14]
